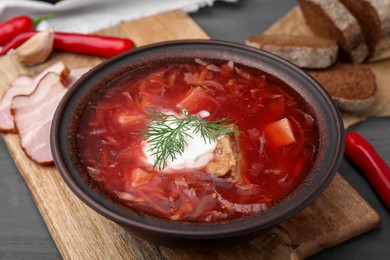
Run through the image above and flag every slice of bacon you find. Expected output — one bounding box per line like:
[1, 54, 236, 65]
[0, 61, 69, 133]
[11, 72, 68, 165]
[66, 67, 91, 87]
[0, 75, 33, 133]
[0, 62, 90, 164]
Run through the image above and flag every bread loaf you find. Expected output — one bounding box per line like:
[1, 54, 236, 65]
[307, 63, 377, 111]
[297, 0, 369, 63]
[245, 34, 338, 68]
[339, 0, 390, 57]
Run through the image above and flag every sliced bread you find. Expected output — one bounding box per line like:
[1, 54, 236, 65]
[339, 0, 390, 57]
[369, 34, 390, 61]
[245, 34, 338, 68]
[297, 0, 369, 63]
[307, 63, 377, 111]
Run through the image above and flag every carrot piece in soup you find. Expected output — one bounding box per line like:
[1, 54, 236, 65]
[263, 118, 296, 148]
[169, 188, 180, 199]
[130, 168, 155, 185]
[198, 67, 208, 83]
[117, 114, 144, 125]
[177, 86, 219, 114]
[123, 166, 134, 183]
[113, 111, 146, 130]
[136, 92, 153, 108]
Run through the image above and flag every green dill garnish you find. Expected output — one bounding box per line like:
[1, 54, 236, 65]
[140, 109, 235, 170]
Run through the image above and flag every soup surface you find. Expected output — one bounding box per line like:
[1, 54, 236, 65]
[77, 59, 318, 222]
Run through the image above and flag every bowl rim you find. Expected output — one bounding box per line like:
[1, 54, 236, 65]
[51, 39, 345, 239]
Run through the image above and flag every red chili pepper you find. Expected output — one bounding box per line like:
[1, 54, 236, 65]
[0, 14, 53, 46]
[0, 31, 135, 57]
[0, 15, 33, 46]
[0, 31, 33, 55]
[344, 132, 390, 209]
[53, 32, 135, 57]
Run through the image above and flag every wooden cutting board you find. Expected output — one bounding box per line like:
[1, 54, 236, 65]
[0, 9, 381, 260]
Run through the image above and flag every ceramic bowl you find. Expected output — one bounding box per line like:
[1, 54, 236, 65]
[51, 40, 344, 248]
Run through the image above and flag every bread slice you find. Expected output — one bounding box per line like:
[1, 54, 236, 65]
[307, 63, 377, 111]
[245, 34, 338, 69]
[339, 0, 390, 57]
[369, 34, 390, 61]
[297, 0, 369, 63]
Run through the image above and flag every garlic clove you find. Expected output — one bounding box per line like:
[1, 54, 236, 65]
[15, 30, 54, 66]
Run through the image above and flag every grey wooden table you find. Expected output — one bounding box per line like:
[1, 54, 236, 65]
[0, 0, 389, 259]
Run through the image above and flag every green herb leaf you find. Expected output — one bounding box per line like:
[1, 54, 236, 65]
[140, 109, 236, 170]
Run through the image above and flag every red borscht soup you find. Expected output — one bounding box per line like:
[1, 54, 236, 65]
[76, 59, 318, 222]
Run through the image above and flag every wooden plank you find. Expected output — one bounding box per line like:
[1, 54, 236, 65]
[0, 9, 381, 260]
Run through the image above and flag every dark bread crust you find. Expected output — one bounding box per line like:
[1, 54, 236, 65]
[340, 0, 390, 57]
[297, 0, 369, 63]
[245, 34, 338, 68]
[246, 34, 336, 48]
[339, 0, 381, 56]
[307, 63, 377, 111]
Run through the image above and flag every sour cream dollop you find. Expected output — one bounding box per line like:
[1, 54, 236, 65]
[142, 110, 217, 171]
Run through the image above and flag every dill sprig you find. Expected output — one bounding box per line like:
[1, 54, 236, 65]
[141, 109, 236, 170]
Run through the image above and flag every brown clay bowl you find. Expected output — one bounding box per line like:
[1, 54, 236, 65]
[51, 39, 344, 248]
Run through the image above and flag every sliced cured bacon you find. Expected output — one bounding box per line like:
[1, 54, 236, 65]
[0, 61, 69, 133]
[12, 72, 68, 165]
[0, 61, 90, 164]
[0, 75, 33, 133]
[66, 67, 91, 87]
